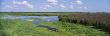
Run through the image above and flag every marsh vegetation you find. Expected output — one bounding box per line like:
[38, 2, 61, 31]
[0, 12, 110, 36]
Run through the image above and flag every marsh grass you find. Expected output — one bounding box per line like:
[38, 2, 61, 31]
[0, 14, 109, 36]
[0, 18, 109, 36]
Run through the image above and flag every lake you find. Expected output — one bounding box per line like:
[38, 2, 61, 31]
[1, 16, 59, 24]
[1, 16, 59, 32]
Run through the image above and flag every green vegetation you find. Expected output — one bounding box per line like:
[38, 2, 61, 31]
[0, 19, 109, 36]
[0, 12, 110, 36]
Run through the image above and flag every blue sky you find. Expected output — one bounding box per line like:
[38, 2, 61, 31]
[0, 0, 110, 12]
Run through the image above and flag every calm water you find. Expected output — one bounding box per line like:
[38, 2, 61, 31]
[1, 16, 59, 31]
[1, 16, 59, 24]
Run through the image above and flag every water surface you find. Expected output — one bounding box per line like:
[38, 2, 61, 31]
[1, 16, 59, 24]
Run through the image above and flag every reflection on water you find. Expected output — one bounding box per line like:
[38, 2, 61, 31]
[1, 16, 59, 24]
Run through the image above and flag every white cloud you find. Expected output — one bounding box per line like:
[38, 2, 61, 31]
[3, 5, 20, 12]
[78, 7, 83, 9]
[40, 4, 52, 10]
[47, 0, 58, 5]
[69, 0, 86, 9]
[70, 0, 84, 5]
[75, 0, 83, 5]
[40, 6, 48, 10]
[40, 0, 58, 10]
[70, 5, 74, 9]
[70, 2, 75, 4]
[78, 6, 88, 9]
[48, 0, 58, 3]
[59, 4, 66, 8]
[13, 1, 21, 4]
[12, 1, 34, 9]
[45, 5, 52, 8]
[43, 8, 47, 10]
[5, 5, 17, 9]
[83, 7, 88, 9]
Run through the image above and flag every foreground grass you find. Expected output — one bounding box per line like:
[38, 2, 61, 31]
[0, 19, 109, 36]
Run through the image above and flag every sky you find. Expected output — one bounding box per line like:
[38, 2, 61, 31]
[0, 0, 110, 12]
